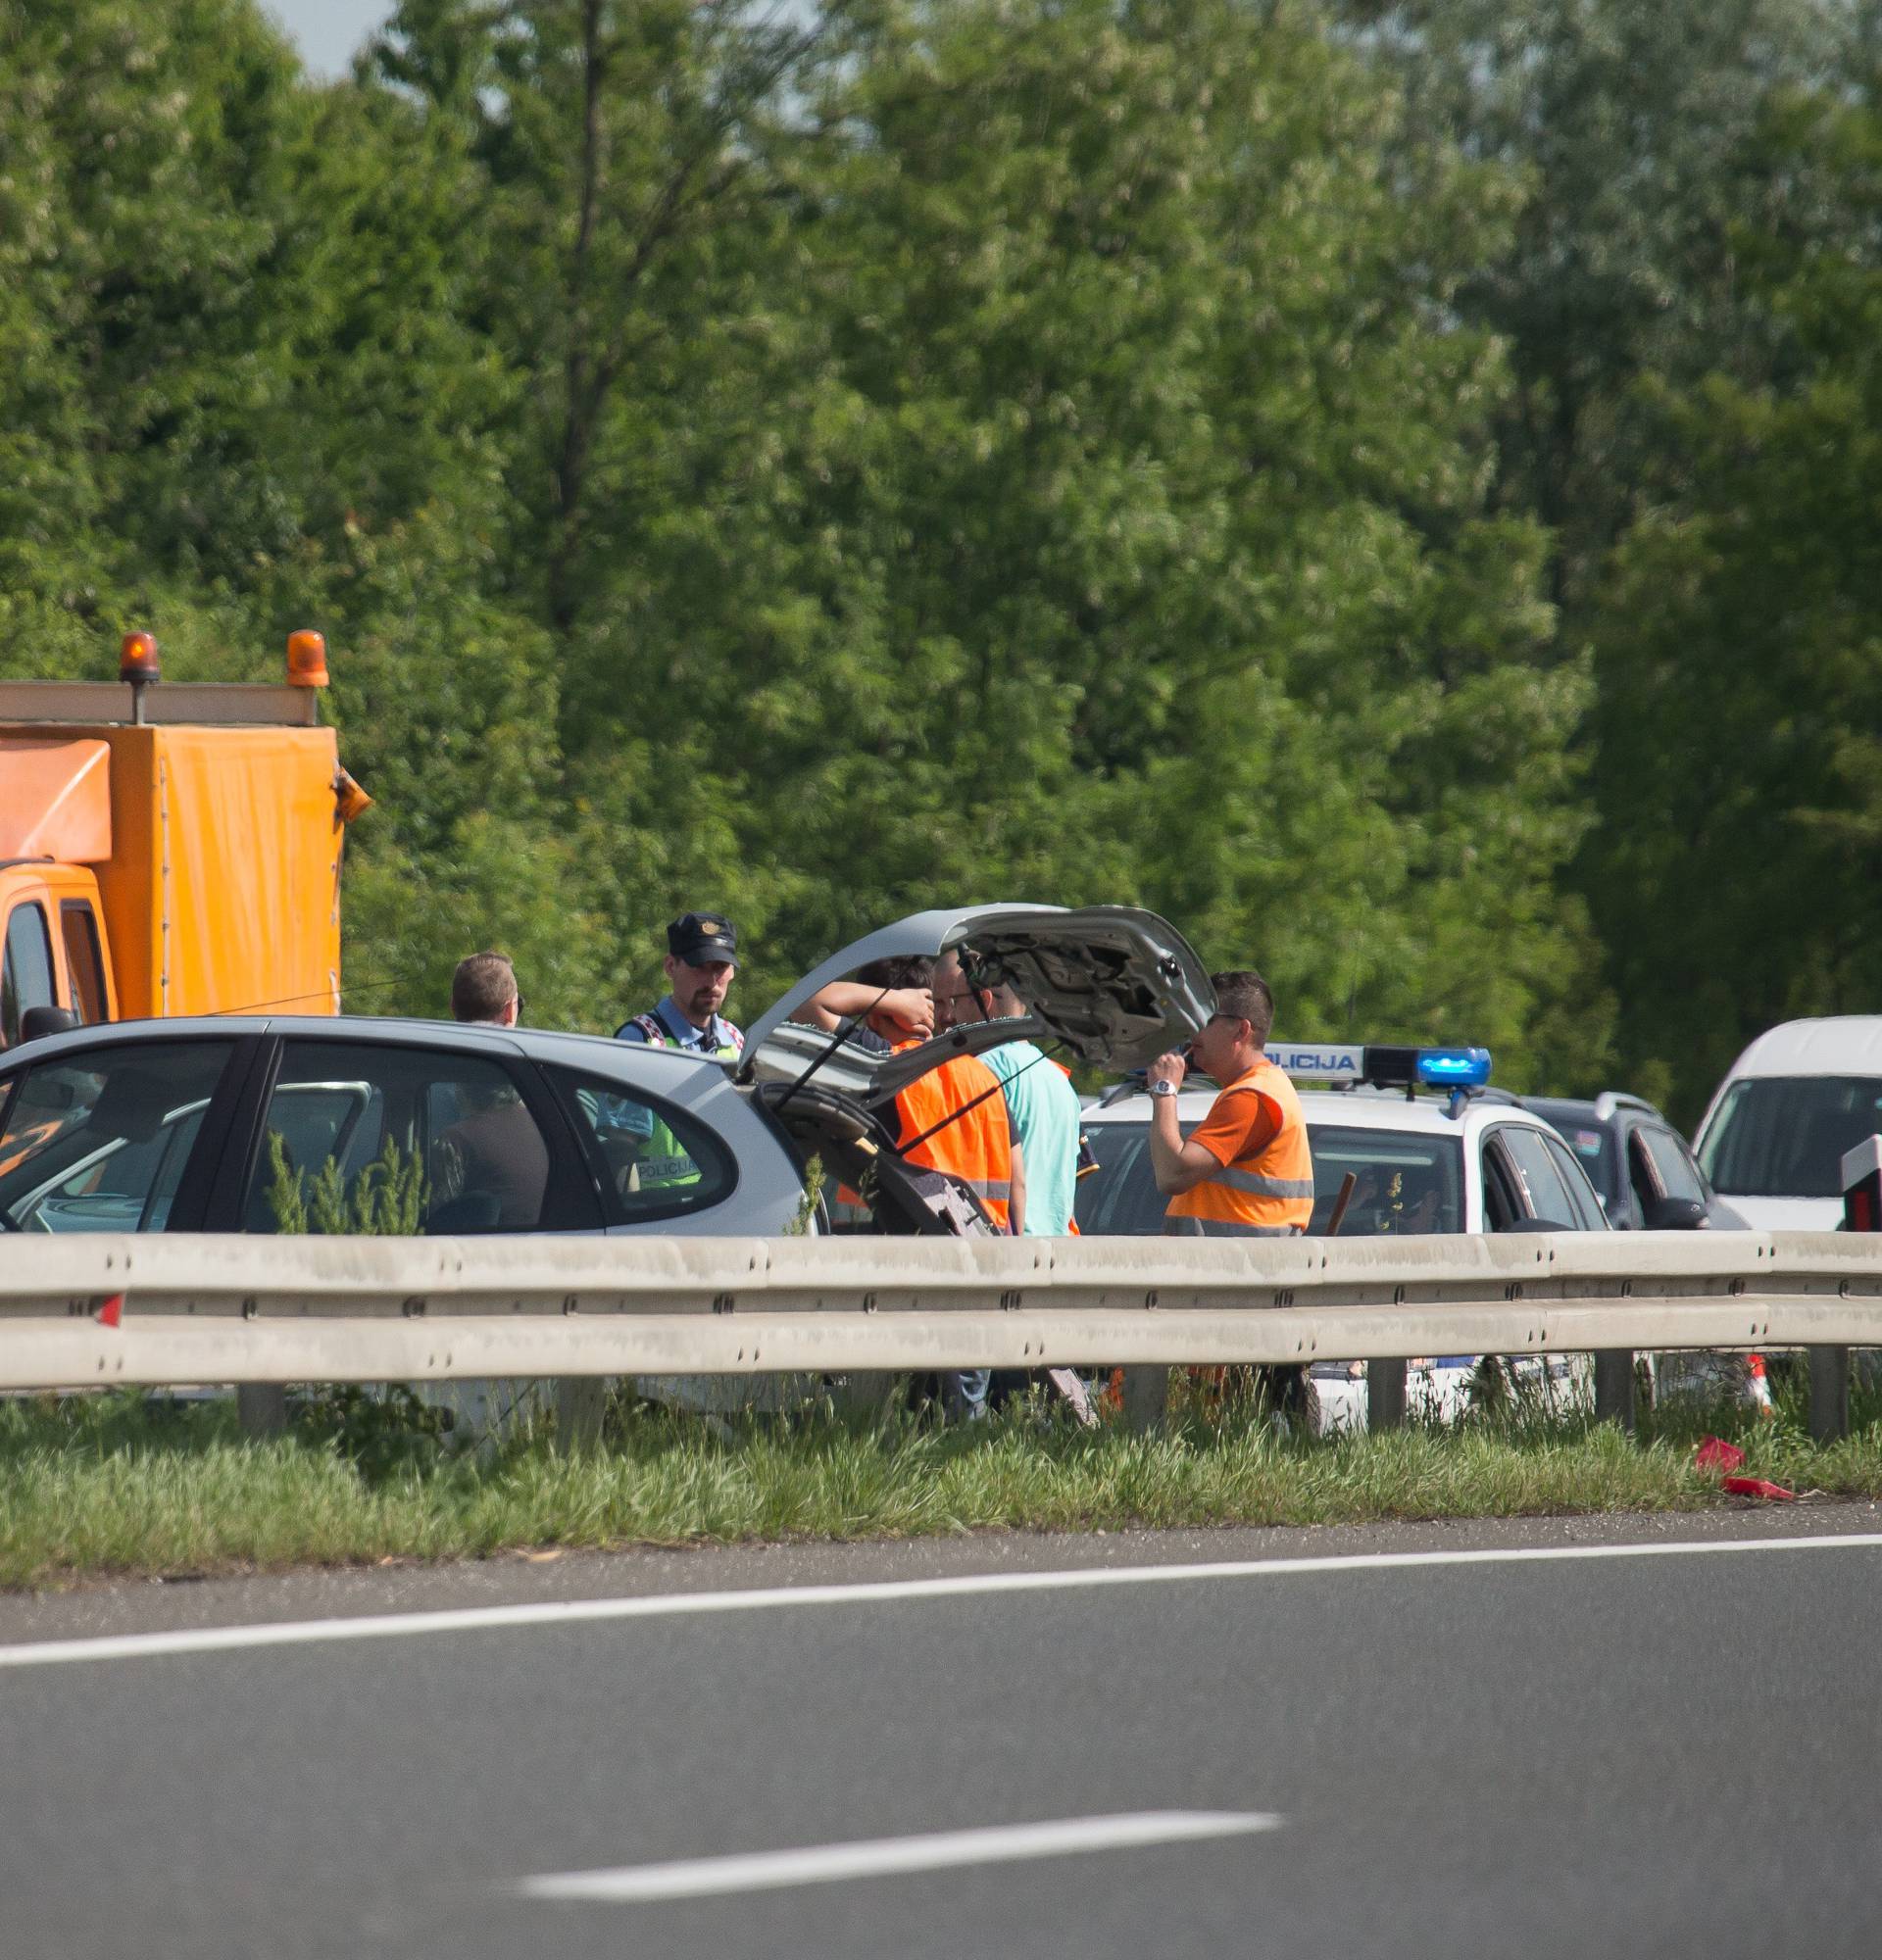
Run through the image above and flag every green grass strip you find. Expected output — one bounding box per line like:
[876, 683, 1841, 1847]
[5, 1373, 1882, 1592]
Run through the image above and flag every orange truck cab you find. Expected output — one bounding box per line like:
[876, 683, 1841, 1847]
[0, 631, 369, 1051]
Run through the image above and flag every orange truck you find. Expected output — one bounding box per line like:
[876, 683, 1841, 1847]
[0, 630, 369, 1050]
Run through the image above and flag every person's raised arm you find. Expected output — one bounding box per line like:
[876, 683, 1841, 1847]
[1145, 1051, 1278, 1196]
[808, 981, 934, 1039]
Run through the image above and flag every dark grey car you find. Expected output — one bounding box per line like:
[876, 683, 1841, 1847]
[1517, 1092, 1745, 1231]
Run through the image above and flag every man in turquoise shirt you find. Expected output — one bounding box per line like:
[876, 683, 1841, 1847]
[931, 951, 1081, 1235]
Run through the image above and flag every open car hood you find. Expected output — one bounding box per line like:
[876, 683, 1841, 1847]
[739, 904, 1213, 1103]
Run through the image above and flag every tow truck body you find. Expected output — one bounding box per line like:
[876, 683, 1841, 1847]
[0, 634, 367, 1047]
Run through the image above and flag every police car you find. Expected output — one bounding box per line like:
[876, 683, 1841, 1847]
[1077, 1042, 1610, 1430]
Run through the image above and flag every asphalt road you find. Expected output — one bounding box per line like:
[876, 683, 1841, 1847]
[5, 1508, 1881, 1959]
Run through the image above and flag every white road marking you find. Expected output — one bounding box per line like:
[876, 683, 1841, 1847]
[518, 1810, 1282, 1903]
[4, 1531, 1880, 1671]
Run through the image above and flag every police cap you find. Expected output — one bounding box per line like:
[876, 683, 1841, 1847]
[668, 911, 738, 965]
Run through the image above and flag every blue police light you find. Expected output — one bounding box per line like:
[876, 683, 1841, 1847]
[1269, 1042, 1492, 1094]
[1414, 1047, 1492, 1088]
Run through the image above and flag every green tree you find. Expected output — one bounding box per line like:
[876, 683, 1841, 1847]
[1585, 73, 1882, 1117]
[1329, 0, 1848, 610]
[0, 0, 589, 1022]
[0, 0, 1625, 1083]
[635, 0, 1610, 1072]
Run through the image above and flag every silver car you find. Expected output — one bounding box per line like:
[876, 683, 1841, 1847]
[0, 905, 1212, 1242]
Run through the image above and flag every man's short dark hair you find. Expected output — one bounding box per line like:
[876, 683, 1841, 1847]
[452, 951, 518, 1024]
[855, 956, 933, 991]
[1212, 969, 1274, 1045]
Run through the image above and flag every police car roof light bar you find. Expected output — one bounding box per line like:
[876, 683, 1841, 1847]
[1266, 1043, 1365, 1087]
[1266, 1042, 1492, 1097]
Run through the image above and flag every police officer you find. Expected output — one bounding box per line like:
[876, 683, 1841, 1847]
[619, 911, 745, 1059]
[617, 912, 934, 1059]
[611, 915, 933, 1198]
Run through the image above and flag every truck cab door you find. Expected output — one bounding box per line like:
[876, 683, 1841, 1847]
[0, 894, 59, 1052]
[44, 879, 115, 1025]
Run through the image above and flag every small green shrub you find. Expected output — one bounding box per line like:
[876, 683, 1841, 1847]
[265, 1131, 427, 1235]
[290, 1384, 454, 1480]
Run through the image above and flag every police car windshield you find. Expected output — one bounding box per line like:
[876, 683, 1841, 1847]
[1078, 1119, 1464, 1236]
[1700, 1075, 1882, 1198]
[1309, 1127, 1463, 1236]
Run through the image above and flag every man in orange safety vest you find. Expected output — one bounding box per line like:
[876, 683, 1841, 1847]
[856, 954, 1022, 1418]
[1146, 968, 1314, 1238]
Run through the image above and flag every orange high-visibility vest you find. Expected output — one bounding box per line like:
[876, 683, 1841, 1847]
[893, 1048, 1015, 1231]
[1165, 1057, 1314, 1237]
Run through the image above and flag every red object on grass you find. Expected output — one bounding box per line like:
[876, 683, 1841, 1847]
[1721, 1475, 1797, 1501]
[1694, 1435, 1747, 1475]
[93, 1293, 124, 1329]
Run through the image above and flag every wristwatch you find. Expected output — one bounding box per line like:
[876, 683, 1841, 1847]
[1148, 1079, 1179, 1099]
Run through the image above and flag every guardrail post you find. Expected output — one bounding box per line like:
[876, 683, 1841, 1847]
[1593, 1350, 1636, 1432]
[1809, 1347, 1850, 1445]
[1118, 1366, 1168, 1433]
[1367, 1358, 1406, 1432]
[556, 1377, 608, 1453]
[236, 1385, 287, 1438]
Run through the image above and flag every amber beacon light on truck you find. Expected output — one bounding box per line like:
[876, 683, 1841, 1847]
[0, 630, 371, 1049]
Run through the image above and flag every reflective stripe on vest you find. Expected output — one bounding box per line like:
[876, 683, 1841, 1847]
[893, 1050, 1015, 1231]
[1165, 1058, 1314, 1234]
[618, 1006, 743, 1059]
[1209, 1165, 1316, 1199]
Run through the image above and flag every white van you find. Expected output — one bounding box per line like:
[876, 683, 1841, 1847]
[1693, 1016, 1882, 1229]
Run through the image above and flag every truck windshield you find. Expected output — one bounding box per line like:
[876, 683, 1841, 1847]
[1699, 1076, 1882, 1198]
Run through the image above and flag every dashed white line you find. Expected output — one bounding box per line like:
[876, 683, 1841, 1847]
[3, 1531, 1879, 1670]
[517, 1810, 1283, 1903]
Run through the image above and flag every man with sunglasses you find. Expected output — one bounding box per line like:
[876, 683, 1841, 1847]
[1146, 970, 1313, 1238]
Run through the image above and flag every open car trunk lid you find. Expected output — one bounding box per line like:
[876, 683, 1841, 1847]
[739, 904, 1213, 1102]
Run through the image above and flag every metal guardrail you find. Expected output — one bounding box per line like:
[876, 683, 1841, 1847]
[5, 1230, 1881, 1439]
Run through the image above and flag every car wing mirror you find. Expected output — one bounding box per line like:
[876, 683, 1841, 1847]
[1642, 1196, 1709, 1231]
[19, 1006, 78, 1047]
